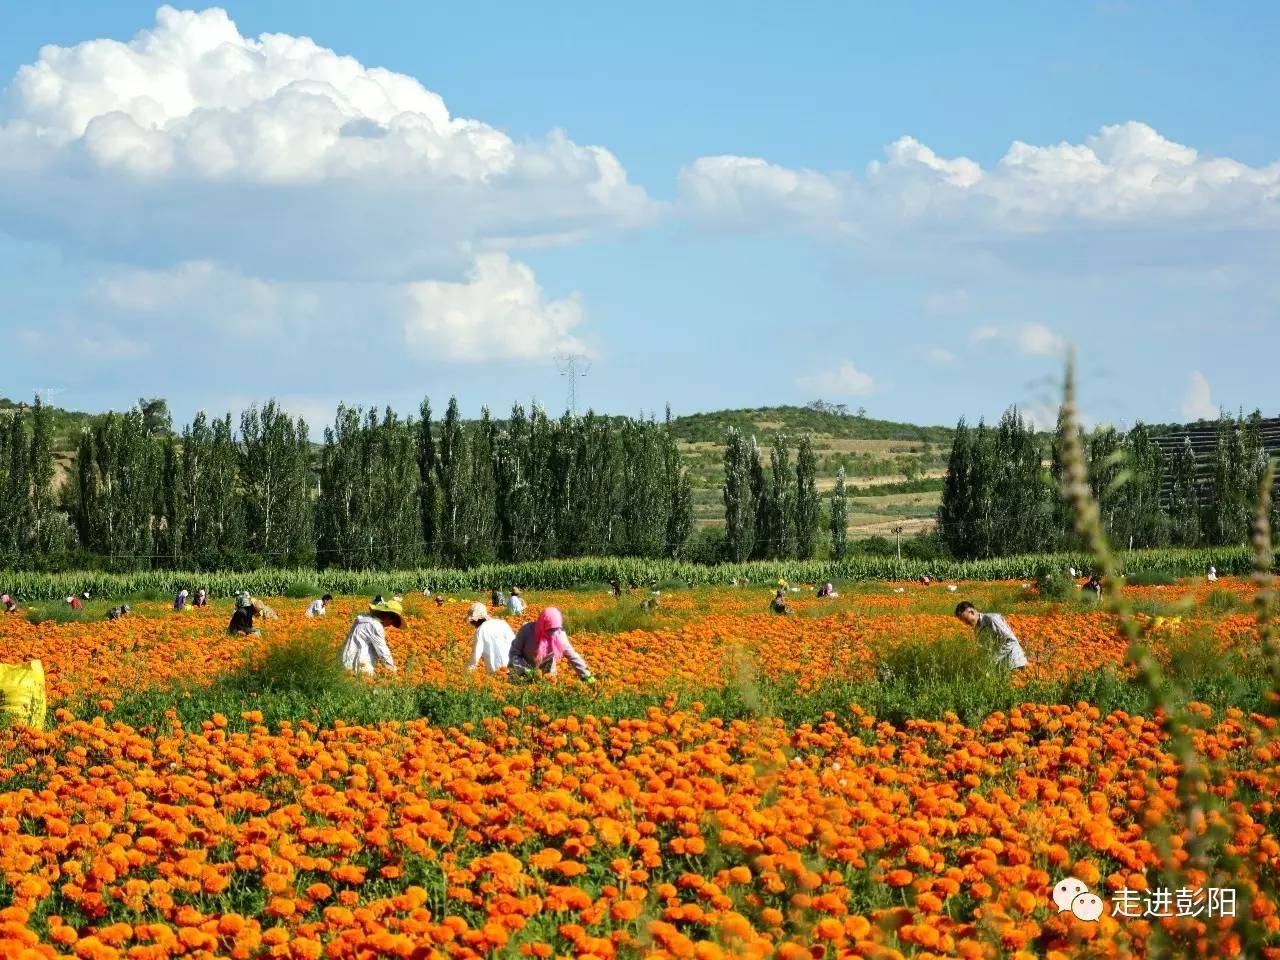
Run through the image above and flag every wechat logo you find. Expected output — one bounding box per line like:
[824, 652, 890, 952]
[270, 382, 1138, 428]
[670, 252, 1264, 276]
[1053, 877, 1104, 922]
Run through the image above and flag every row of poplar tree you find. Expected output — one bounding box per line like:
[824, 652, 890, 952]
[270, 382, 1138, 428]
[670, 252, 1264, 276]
[938, 408, 1277, 559]
[0, 398, 693, 570]
[721, 429, 836, 562]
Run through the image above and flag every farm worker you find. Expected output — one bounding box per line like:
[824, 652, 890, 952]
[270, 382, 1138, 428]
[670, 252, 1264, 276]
[306, 594, 333, 618]
[1082, 575, 1102, 600]
[434, 595, 445, 608]
[609, 579, 622, 598]
[817, 582, 836, 598]
[770, 589, 790, 615]
[1207, 565, 1218, 583]
[228, 595, 260, 635]
[1, 594, 16, 614]
[174, 589, 188, 611]
[508, 587, 526, 616]
[465, 602, 515, 674]
[194, 589, 208, 607]
[510, 607, 595, 683]
[1068, 566, 1078, 579]
[66, 595, 83, 610]
[341, 598, 403, 676]
[954, 602, 1028, 670]
[490, 585, 507, 608]
[107, 605, 130, 621]
[920, 575, 931, 586]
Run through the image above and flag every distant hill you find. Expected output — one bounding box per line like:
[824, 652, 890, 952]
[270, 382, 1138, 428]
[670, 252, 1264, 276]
[0, 397, 96, 452]
[668, 405, 953, 445]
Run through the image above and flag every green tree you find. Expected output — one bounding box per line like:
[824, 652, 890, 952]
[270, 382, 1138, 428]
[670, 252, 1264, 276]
[315, 405, 366, 568]
[437, 398, 469, 566]
[747, 438, 767, 560]
[1166, 436, 1202, 546]
[76, 410, 162, 566]
[415, 400, 440, 565]
[663, 406, 693, 559]
[463, 409, 500, 565]
[138, 397, 173, 437]
[722, 427, 755, 563]
[829, 465, 849, 560]
[181, 413, 243, 566]
[25, 397, 58, 555]
[619, 418, 667, 556]
[159, 434, 185, 565]
[238, 402, 313, 565]
[793, 434, 821, 559]
[938, 420, 973, 558]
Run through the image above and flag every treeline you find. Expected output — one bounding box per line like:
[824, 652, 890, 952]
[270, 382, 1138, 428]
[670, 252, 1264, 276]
[2, 398, 693, 571]
[938, 408, 1277, 559]
[720, 429, 828, 562]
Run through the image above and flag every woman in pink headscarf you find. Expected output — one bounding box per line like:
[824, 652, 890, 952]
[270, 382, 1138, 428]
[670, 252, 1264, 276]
[510, 607, 595, 683]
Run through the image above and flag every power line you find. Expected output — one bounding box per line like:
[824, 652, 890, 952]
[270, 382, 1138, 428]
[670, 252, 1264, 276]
[554, 353, 590, 416]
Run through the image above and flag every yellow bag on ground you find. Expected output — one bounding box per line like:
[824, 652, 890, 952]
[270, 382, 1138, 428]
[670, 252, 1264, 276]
[0, 659, 47, 730]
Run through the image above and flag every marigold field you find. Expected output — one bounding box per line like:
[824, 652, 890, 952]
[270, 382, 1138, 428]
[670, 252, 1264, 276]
[1, 579, 1277, 959]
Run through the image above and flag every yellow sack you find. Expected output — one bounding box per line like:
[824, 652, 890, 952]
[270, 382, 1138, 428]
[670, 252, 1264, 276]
[0, 659, 47, 731]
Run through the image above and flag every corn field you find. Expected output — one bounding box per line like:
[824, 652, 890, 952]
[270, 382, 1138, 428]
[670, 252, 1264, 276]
[0, 545, 1252, 601]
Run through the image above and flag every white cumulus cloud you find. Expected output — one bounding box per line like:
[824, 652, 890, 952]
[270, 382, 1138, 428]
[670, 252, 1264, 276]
[796, 360, 875, 397]
[1180, 370, 1218, 421]
[404, 254, 587, 362]
[678, 122, 1280, 271]
[1016, 322, 1066, 356]
[0, 5, 655, 282]
[926, 348, 957, 365]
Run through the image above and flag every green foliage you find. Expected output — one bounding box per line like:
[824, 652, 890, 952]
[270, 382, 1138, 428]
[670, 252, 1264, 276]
[0, 545, 1254, 601]
[220, 629, 354, 698]
[75, 408, 162, 567]
[1202, 588, 1242, 614]
[1034, 563, 1076, 600]
[721, 428, 755, 563]
[669, 404, 952, 445]
[238, 401, 313, 566]
[282, 579, 319, 599]
[1123, 570, 1178, 586]
[562, 601, 661, 634]
[829, 467, 849, 561]
[793, 435, 821, 559]
[1168, 436, 1202, 546]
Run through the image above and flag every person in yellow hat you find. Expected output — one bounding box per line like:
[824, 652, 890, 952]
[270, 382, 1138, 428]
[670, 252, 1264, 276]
[341, 597, 403, 676]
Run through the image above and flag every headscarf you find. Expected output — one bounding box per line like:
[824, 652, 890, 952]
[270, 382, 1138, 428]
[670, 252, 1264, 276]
[532, 607, 568, 663]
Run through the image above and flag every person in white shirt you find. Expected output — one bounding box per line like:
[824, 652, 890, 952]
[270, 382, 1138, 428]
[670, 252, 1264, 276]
[341, 598, 402, 676]
[465, 602, 515, 674]
[507, 587, 526, 616]
[1207, 565, 1218, 583]
[954, 601, 1028, 670]
[306, 594, 333, 617]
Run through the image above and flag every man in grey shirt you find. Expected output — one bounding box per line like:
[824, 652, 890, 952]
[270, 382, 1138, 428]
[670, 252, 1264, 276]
[954, 601, 1028, 669]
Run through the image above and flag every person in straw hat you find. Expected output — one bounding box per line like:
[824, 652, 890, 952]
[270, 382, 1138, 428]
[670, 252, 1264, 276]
[341, 597, 403, 676]
[465, 601, 515, 674]
[507, 587, 526, 616]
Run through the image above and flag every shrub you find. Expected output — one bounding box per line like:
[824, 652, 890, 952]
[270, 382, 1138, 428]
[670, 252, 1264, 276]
[1034, 564, 1075, 601]
[564, 602, 660, 634]
[283, 579, 320, 599]
[1124, 570, 1178, 586]
[219, 630, 354, 698]
[1202, 588, 1242, 615]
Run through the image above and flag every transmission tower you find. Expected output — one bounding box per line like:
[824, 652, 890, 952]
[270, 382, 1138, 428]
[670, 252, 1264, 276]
[555, 353, 591, 415]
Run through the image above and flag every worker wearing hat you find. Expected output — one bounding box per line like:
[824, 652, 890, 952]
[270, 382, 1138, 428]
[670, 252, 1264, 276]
[465, 601, 515, 674]
[341, 597, 403, 676]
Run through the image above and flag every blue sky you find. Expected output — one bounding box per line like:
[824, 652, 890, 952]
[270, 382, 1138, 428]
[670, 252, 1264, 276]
[0, 2, 1276, 432]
